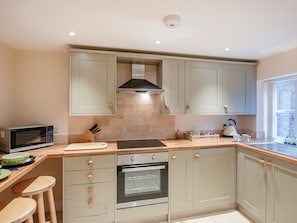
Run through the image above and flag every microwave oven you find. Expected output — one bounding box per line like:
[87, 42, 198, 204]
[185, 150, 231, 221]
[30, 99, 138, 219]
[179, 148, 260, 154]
[0, 125, 54, 153]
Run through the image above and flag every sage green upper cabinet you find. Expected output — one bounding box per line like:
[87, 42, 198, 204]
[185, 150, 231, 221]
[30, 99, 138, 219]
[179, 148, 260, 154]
[222, 64, 256, 114]
[70, 52, 116, 115]
[163, 59, 185, 114]
[185, 61, 223, 114]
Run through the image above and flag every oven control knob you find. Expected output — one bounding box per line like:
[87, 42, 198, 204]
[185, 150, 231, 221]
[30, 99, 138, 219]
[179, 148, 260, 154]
[152, 154, 157, 160]
[131, 155, 136, 163]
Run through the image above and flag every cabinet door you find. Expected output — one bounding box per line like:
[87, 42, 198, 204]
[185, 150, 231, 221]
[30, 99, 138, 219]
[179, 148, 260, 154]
[70, 52, 116, 115]
[266, 158, 297, 223]
[163, 59, 185, 114]
[170, 150, 193, 215]
[222, 64, 256, 114]
[237, 149, 266, 223]
[193, 147, 236, 209]
[185, 61, 223, 114]
[64, 182, 115, 223]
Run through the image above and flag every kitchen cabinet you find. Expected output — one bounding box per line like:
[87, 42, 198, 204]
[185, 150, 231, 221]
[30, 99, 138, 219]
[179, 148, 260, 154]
[184, 61, 256, 114]
[163, 59, 185, 114]
[170, 147, 236, 219]
[266, 157, 297, 223]
[237, 148, 266, 223]
[184, 61, 223, 114]
[70, 51, 116, 115]
[63, 155, 115, 223]
[237, 148, 297, 223]
[222, 64, 256, 114]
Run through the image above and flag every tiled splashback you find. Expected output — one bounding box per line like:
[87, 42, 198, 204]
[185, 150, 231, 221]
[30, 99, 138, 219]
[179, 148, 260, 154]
[68, 93, 257, 143]
[68, 93, 175, 142]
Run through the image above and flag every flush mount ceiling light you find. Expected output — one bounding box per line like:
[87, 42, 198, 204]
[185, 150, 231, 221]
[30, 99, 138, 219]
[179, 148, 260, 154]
[163, 15, 181, 28]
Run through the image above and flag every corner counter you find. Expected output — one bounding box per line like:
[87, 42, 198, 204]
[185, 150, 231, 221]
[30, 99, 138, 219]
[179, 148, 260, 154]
[2, 138, 297, 193]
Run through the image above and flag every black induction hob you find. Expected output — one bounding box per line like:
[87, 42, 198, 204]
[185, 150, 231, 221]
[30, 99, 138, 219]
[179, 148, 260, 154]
[116, 139, 166, 149]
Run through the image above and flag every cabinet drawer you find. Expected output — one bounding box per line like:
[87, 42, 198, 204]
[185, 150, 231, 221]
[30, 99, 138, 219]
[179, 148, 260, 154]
[64, 195, 114, 223]
[65, 182, 114, 200]
[64, 168, 114, 185]
[64, 155, 115, 171]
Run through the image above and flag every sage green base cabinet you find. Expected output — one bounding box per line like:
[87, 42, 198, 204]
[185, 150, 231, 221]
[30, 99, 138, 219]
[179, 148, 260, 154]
[237, 148, 297, 223]
[237, 148, 266, 223]
[70, 51, 116, 115]
[266, 157, 297, 223]
[170, 147, 236, 220]
[63, 155, 115, 223]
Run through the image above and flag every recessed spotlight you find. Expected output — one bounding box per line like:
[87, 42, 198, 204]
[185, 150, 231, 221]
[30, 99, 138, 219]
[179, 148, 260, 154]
[155, 40, 161, 44]
[224, 47, 230, 51]
[68, 31, 76, 36]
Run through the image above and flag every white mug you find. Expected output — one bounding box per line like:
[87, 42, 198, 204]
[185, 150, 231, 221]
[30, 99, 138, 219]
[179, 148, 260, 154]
[242, 134, 251, 142]
[233, 134, 241, 142]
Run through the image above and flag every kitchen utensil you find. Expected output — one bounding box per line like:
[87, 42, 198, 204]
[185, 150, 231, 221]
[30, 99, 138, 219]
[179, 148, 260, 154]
[0, 169, 11, 181]
[2, 152, 30, 166]
[64, 142, 108, 151]
[223, 119, 238, 136]
[89, 123, 98, 133]
[242, 134, 251, 142]
[1, 155, 36, 168]
[232, 134, 241, 142]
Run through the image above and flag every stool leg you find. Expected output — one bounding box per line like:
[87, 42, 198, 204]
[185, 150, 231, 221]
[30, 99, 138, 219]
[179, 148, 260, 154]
[25, 216, 34, 223]
[36, 193, 46, 223]
[47, 188, 57, 223]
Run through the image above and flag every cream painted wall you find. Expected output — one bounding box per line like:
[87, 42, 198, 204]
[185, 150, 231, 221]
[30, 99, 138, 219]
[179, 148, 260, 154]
[256, 47, 297, 139]
[13, 50, 69, 142]
[257, 47, 297, 80]
[0, 43, 15, 126]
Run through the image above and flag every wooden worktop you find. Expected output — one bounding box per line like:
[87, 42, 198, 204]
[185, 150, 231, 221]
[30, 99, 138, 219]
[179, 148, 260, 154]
[1, 138, 297, 192]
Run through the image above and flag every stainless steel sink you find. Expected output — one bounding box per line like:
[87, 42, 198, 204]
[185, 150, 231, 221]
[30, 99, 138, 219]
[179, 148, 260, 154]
[248, 142, 297, 158]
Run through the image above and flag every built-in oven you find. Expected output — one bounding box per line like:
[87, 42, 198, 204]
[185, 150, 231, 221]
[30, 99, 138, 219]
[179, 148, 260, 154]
[117, 152, 168, 209]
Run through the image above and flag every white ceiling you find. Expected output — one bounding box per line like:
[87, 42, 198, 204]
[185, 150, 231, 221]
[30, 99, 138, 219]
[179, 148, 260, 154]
[1, 0, 297, 60]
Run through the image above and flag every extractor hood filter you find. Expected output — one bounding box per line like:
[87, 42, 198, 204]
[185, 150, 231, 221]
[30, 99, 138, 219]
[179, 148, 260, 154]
[118, 64, 164, 93]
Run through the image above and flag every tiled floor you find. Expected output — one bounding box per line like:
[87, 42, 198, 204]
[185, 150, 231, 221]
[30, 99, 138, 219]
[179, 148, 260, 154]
[173, 210, 253, 223]
[45, 209, 252, 223]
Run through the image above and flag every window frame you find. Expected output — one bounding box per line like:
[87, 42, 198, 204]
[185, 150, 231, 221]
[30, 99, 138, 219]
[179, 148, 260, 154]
[272, 79, 297, 141]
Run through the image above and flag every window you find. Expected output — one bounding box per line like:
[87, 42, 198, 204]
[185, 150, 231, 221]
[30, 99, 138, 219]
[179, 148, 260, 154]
[273, 80, 297, 141]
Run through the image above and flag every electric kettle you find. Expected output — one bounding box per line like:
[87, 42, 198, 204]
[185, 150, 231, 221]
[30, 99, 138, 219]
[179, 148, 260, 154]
[223, 119, 238, 136]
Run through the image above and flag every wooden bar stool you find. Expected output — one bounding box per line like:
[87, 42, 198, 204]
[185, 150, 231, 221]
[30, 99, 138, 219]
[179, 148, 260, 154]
[0, 197, 36, 223]
[12, 176, 57, 223]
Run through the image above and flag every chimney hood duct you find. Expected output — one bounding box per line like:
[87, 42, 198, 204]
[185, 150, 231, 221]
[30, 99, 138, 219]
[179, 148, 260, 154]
[117, 64, 164, 93]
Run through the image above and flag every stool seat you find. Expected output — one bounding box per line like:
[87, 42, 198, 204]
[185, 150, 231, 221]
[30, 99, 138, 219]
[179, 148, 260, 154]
[0, 197, 36, 223]
[12, 176, 57, 223]
[12, 176, 56, 196]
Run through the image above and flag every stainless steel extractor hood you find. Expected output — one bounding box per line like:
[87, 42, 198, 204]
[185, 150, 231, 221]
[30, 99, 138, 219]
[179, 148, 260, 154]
[117, 64, 164, 93]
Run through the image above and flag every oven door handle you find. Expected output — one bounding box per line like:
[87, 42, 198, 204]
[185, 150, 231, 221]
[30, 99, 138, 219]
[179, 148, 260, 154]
[122, 165, 166, 173]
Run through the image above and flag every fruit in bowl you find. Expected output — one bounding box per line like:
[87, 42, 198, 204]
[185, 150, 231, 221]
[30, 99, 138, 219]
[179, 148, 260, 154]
[2, 152, 30, 166]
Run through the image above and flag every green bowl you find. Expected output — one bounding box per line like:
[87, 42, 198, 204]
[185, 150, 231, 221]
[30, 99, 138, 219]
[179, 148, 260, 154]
[2, 152, 30, 166]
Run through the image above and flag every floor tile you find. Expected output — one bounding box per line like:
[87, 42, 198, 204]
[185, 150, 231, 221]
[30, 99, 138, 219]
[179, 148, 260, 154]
[182, 216, 216, 223]
[212, 210, 253, 223]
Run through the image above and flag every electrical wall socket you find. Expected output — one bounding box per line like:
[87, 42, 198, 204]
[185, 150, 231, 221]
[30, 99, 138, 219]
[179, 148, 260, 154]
[53, 126, 58, 133]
